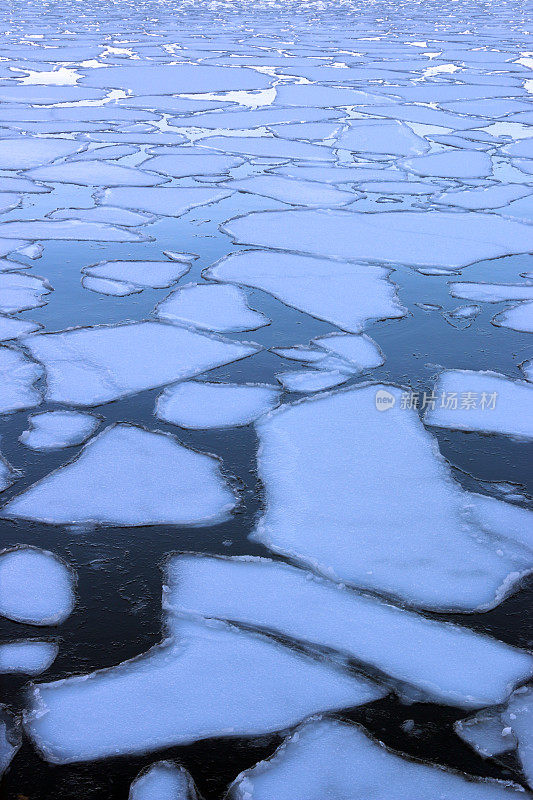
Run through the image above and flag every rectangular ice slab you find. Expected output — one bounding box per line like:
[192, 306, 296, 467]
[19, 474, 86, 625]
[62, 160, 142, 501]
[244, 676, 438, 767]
[425, 370, 533, 440]
[223, 210, 533, 270]
[251, 385, 531, 611]
[24, 618, 384, 763]
[228, 718, 523, 800]
[22, 322, 259, 406]
[166, 554, 533, 708]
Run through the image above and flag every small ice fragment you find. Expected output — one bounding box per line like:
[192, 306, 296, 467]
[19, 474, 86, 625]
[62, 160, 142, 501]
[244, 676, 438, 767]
[83, 260, 190, 289]
[425, 370, 533, 440]
[3, 424, 237, 527]
[0, 640, 58, 675]
[23, 617, 383, 763]
[225, 175, 355, 207]
[155, 283, 269, 333]
[227, 718, 522, 800]
[82, 276, 141, 296]
[17, 243, 43, 260]
[276, 369, 350, 393]
[20, 411, 100, 451]
[0, 546, 75, 625]
[312, 333, 385, 371]
[0, 705, 20, 777]
[502, 687, 533, 788]
[155, 382, 279, 429]
[129, 761, 200, 800]
[455, 710, 517, 758]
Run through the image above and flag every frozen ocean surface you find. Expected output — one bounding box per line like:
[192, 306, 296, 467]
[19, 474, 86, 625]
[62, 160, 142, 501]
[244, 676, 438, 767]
[0, 0, 532, 797]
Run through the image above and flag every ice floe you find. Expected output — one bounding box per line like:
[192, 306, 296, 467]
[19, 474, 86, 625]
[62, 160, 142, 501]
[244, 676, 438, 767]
[81, 276, 141, 296]
[48, 207, 154, 227]
[0, 706, 20, 777]
[129, 761, 200, 800]
[0, 315, 41, 341]
[20, 411, 100, 451]
[493, 302, 533, 333]
[337, 120, 429, 156]
[3, 424, 237, 527]
[223, 210, 533, 270]
[312, 333, 385, 371]
[251, 385, 532, 611]
[22, 322, 259, 406]
[0, 546, 75, 625]
[155, 283, 269, 332]
[166, 554, 533, 708]
[0, 272, 51, 313]
[450, 282, 533, 303]
[503, 687, 533, 788]
[142, 152, 243, 178]
[80, 64, 272, 94]
[0, 346, 42, 415]
[227, 718, 522, 800]
[435, 185, 532, 210]
[100, 186, 232, 217]
[0, 137, 82, 169]
[224, 175, 356, 207]
[155, 382, 279, 429]
[24, 617, 384, 763]
[25, 161, 165, 187]
[205, 251, 405, 333]
[82, 259, 190, 290]
[455, 710, 518, 758]
[0, 640, 58, 675]
[402, 150, 493, 179]
[0, 220, 142, 242]
[276, 369, 350, 393]
[425, 370, 533, 440]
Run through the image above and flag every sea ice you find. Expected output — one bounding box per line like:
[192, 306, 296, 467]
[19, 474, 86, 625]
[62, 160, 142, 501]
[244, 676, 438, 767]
[198, 135, 334, 161]
[227, 718, 522, 800]
[225, 175, 355, 207]
[312, 333, 385, 371]
[276, 369, 350, 392]
[455, 710, 517, 758]
[0, 706, 20, 777]
[0, 138, 82, 169]
[502, 687, 533, 788]
[3, 423, 237, 527]
[204, 251, 405, 333]
[25, 162, 165, 187]
[0, 220, 142, 242]
[129, 761, 200, 800]
[20, 411, 100, 451]
[155, 382, 279, 429]
[0, 346, 42, 414]
[252, 385, 531, 611]
[337, 120, 429, 156]
[48, 207, 154, 227]
[24, 617, 384, 763]
[0, 546, 75, 625]
[81, 276, 141, 296]
[425, 370, 533, 439]
[0, 640, 58, 675]
[83, 260, 190, 289]
[0, 272, 51, 313]
[100, 186, 232, 217]
[80, 64, 272, 94]
[493, 302, 533, 333]
[0, 315, 41, 341]
[449, 282, 533, 303]
[167, 554, 533, 708]
[402, 151, 493, 178]
[155, 283, 269, 332]
[142, 152, 243, 178]
[223, 209, 533, 270]
[22, 321, 259, 406]
[435, 185, 532, 210]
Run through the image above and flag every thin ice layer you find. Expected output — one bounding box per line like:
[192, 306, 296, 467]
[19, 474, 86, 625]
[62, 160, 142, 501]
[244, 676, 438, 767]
[0, 641, 58, 675]
[455, 710, 517, 758]
[425, 370, 533, 439]
[22, 321, 259, 406]
[228, 718, 522, 800]
[155, 283, 269, 332]
[83, 260, 190, 289]
[0, 346, 42, 414]
[3, 424, 237, 527]
[24, 617, 383, 764]
[223, 210, 533, 270]
[252, 385, 531, 611]
[156, 382, 279, 429]
[205, 251, 405, 333]
[166, 554, 533, 708]
[129, 761, 200, 800]
[20, 411, 100, 451]
[276, 369, 350, 393]
[312, 333, 384, 370]
[0, 546, 75, 625]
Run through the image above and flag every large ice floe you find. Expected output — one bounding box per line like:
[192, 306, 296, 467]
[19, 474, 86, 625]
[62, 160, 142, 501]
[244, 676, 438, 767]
[156, 382, 280, 429]
[2, 424, 237, 527]
[23, 616, 384, 763]
[0, 546, 75, 625]
[425, 370, 533, 440]
[154, 283, 270, 332]
[129, 761, 201, 800]
[226, 718, 524, 800]
[166, 554, 533, 708]
[223, 210, 533, 270]
[250, 385, 533, 611]
[204, 251, 405, 333]
[21, 321, 259, 406]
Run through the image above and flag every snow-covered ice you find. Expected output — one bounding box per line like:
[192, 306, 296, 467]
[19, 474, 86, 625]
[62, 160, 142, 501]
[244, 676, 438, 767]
[0, 546, 75, 625]
[0, 315, 41, 341]
[3, 424, 237, 527]
[251, 385, 532, 611]
[0, 272, 51, 313]
[26, 162, 165, 187]
[205, 251, 405, 333]
[0, 640, 58, 675]
[312, 333, 385, 371]
[0, 346, 42, 414]
[129, 762, 200, 800]
[449, 282, 533, 303]
[22, 322, 259, 406]
[425, 370, 533, 440]
[337, 120, 429, 156]
[100, 186, 232, 217]
[20, 411, 100, 451]
[82, 260, 190, 290]
[155, 283, 269, 332]
[23, 617, 384, 763]
[225, 175, 356, 207]
[276, 369, 350, 393]
[166, 554, 533, 708]
[155, 382, 279, 429]
[493, 301, 533, 333]
[227, 719, 522, 800]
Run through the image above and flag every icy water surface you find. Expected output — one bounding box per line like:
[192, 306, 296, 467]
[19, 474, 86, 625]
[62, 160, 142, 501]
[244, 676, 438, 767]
[0, 0, 533, 797]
